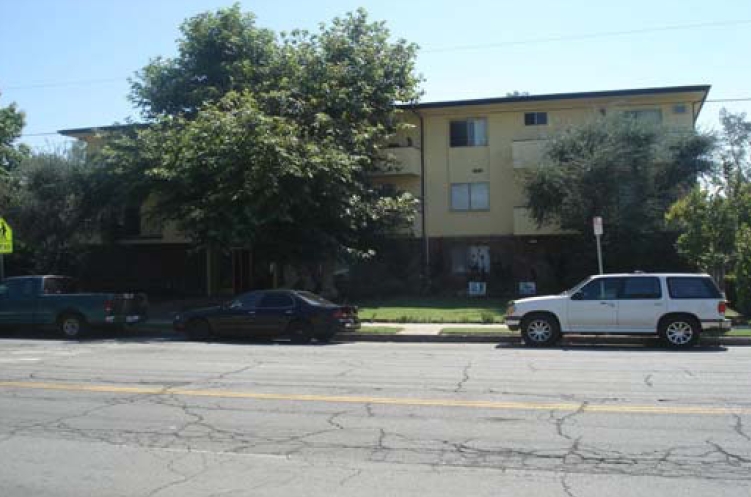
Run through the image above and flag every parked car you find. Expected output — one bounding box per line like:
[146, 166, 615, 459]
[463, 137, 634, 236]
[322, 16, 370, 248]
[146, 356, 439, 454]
[0, 275, 148, 338]
[505, 273, 730, 348]
[173, 289, 360, 343]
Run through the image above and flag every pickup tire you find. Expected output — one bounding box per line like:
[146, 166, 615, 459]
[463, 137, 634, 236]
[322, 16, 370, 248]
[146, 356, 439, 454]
[659, 316, 700, 349]
[521, 313, 561, 347]
[186, 318, 212, 340]
[58, 313, 88, 339]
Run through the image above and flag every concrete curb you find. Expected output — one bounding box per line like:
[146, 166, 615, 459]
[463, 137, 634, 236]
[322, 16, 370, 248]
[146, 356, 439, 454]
[130, 325, 750, 346]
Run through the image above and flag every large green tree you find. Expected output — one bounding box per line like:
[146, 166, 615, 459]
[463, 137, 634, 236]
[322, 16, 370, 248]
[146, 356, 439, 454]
[524, 116, 715, 269]
[109, 5, 421, 268]
[0, 93, 30, 172]
[666, 110, 751, 309]
[4, 145, 112, 274]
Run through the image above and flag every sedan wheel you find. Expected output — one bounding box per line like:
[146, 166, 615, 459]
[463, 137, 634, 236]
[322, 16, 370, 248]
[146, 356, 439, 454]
[288, 322, 313, 344]
[186, 319, 212, 340]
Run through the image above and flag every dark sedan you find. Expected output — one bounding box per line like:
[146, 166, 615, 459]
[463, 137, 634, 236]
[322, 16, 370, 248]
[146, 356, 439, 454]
[173, 290, 360, 343]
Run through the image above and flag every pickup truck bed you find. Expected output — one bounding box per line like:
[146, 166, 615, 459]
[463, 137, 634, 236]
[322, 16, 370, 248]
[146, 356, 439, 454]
[0, 276, 148, 338]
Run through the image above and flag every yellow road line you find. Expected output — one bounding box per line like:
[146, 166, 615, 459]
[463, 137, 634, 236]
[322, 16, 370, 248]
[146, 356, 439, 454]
[0, 380, 747, 416]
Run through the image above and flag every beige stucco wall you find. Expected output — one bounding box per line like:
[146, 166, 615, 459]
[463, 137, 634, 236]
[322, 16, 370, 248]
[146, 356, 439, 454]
[66, 88, 705, 245]
[418, 90, 702, 238]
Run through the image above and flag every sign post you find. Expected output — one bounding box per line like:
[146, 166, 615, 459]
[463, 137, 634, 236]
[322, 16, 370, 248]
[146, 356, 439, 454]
[0, 217, 14, 281]
[593, 216, 603, 275]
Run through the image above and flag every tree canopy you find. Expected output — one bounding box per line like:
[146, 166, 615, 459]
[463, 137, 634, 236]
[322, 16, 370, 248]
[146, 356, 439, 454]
[2, 145, 113, 274]
[0, 93, 30, 172]
[524, 116, 715, 236]
[109, 4, 422, 265]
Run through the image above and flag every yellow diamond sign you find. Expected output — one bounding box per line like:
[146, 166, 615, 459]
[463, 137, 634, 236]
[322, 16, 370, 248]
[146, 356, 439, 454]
[0, 218, 13, 254]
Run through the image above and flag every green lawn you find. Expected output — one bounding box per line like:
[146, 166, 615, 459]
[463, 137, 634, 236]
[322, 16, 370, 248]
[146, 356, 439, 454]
[439, 327, 515, 335]
[356, 297, 506, 323]
[357, 326, 403, 334]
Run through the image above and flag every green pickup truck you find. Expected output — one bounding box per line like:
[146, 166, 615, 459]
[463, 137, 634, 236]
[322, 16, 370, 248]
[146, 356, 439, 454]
[0, 275, 148, 338]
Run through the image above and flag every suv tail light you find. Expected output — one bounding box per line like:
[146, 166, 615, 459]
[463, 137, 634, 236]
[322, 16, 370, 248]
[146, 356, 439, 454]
[332, 309, 347, 319]
[104, 300, 114, 315]
[718, 301, 727, 315]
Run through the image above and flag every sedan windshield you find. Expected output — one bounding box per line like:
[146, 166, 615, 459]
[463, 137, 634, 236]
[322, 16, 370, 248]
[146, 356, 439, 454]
[296, 291, 334, 306]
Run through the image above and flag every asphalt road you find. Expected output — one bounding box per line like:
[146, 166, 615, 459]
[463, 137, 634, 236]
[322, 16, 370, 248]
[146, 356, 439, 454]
[0, 335, 749, 496]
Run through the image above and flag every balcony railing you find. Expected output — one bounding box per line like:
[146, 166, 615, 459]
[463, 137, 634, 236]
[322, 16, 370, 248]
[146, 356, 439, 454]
[512, 139, 547, 169]
[374, 146, 421, 176]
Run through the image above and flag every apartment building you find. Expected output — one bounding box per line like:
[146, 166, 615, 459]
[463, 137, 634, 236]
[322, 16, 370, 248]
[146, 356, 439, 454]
[59, 84, 710, 297]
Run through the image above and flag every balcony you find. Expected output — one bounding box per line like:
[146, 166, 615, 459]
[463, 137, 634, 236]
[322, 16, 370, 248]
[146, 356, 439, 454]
[513, 207, 563, 236]
[374, 146, 421, 176]
[512, 139, 547, 169]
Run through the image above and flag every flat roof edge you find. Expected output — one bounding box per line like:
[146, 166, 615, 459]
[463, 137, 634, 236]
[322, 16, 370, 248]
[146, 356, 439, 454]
[400, 85, 711, 110]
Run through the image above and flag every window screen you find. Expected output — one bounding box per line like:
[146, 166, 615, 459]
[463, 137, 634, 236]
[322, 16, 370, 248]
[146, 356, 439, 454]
[451, 183, 490, 210]
[524, 112, 548, 126]
[449, 118, 487, 147]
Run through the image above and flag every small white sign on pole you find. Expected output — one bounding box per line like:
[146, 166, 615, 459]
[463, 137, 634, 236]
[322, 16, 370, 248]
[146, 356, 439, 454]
[593, 216, 603, 236]
[593, 216, 604, 274]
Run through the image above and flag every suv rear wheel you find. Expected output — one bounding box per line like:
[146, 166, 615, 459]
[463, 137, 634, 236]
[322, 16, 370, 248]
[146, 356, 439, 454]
[659, 317, 700, 349]
[521, 314, 561, 347]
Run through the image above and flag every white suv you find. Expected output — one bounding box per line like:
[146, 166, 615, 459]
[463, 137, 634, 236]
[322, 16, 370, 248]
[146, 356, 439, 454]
[505, 273, 730, 348]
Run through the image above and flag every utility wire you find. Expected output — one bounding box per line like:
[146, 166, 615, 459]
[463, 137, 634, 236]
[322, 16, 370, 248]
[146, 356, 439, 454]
[4, 18, 751, 90]
[2, 77, 128, 91]
[422, 19, 751, 53]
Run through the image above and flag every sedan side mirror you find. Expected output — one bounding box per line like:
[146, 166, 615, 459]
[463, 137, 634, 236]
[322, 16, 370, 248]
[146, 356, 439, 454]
[570, 292, 584, 301]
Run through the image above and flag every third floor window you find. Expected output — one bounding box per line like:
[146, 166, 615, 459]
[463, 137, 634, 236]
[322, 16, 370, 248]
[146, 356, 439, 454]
[524, 112, 548, 126]
[623, 108, 663, 124]
[450, 118, 487, 147]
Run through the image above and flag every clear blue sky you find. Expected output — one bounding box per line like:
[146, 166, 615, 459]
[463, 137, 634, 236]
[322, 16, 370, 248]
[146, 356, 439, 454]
[2, 0, 751, 150]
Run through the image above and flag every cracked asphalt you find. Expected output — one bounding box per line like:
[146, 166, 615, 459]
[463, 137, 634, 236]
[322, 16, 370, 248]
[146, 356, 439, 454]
[0, 337, 749, 496]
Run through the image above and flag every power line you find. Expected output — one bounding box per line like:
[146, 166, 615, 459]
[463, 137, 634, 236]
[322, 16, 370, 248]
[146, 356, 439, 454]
[4, 18, 751, 91]
[705, 98, 751, 103]
[424, 19, 751, 53]
[2, 77, 128, 91]
[422, 18, 751, 53]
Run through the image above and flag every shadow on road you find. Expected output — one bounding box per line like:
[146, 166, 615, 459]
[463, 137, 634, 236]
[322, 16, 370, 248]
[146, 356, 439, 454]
[495, 340, 729, 353]
[0, 328, 344, 347]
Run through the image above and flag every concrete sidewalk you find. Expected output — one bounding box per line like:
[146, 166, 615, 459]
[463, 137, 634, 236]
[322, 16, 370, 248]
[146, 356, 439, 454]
[363, 322, 507, 335]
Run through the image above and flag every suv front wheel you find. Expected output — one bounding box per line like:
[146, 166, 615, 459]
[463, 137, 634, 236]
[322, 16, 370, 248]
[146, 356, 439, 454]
[659, 317, 700, 349]
[521, 314, 561, 347]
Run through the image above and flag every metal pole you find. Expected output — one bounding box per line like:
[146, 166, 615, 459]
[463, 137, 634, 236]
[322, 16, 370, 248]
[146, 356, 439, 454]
[595, 235, 603, 275]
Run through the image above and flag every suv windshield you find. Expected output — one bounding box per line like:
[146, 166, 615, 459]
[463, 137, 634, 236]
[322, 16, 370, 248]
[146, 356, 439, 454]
[562, 277, 592, 295]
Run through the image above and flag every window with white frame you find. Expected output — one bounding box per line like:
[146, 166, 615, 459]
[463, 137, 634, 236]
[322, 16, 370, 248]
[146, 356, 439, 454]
[451, 182, 489, 211]
[623, 108, 663, 124]
[449, 118, 488, 147]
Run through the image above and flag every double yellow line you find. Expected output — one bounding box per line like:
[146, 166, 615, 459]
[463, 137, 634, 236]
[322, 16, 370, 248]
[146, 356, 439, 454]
[0, 380, 746, 416]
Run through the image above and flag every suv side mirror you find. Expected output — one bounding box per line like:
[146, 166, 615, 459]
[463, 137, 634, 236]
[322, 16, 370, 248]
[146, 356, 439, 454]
[571, 292, 584, 301]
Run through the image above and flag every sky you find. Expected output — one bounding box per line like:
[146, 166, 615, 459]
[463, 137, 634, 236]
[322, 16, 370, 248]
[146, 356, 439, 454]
[2, 0, 751, 150]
